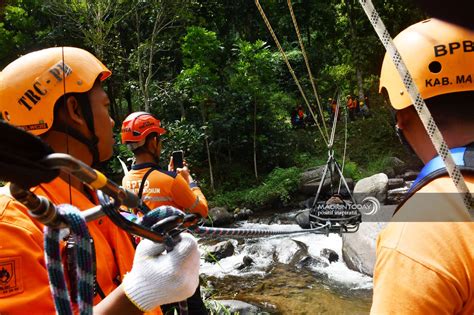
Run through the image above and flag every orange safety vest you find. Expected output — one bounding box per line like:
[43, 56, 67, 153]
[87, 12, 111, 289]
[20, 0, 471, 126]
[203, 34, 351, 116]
[371, 174, 474, 314]
[0, 177, 155, 314]
[122, 163, 208, 218]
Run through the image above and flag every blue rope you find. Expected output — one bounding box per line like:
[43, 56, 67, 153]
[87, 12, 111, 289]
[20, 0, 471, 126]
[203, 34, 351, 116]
[44, 204, 94, 315]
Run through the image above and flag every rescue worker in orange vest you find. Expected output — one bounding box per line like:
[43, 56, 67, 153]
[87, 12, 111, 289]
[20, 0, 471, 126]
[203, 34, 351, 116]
[346, 95, 357, 121]
[121, 112, 208, 314]
[371, 18, 474, 313]
[0, 47, 199, 314]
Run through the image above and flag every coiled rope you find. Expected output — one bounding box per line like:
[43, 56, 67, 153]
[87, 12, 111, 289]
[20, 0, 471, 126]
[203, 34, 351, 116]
[44, 204, 94, 315]
[358, 0, 474, 216]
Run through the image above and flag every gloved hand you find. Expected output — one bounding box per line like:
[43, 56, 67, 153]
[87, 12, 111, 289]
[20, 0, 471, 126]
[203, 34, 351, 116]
[122, 233, 200, 312]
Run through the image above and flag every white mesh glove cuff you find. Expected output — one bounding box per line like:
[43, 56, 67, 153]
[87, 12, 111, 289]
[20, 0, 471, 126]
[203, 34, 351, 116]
[122, 233, 200, 312]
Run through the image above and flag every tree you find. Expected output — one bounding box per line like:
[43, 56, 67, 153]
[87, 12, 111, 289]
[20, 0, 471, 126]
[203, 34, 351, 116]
[175, 26, 222, 192]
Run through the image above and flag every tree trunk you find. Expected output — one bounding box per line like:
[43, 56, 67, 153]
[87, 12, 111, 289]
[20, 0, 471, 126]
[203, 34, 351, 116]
[253, 100, 258, 181]
[125, 89, 133, 114]
[204, 136, 215, 192]
[200, 104, 215, 192]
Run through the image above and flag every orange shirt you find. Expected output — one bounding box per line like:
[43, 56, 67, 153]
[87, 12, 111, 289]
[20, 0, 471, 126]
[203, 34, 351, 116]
[122, 163, 208, 218]
[0, 177, 136, 314]
[371, 174, 474, 314]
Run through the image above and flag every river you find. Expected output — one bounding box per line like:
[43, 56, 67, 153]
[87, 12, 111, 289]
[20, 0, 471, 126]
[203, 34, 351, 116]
[198, 214, 373, 314]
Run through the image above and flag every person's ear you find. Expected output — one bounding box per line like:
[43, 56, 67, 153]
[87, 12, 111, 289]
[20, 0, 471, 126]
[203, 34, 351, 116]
[64, 95, 86, 127]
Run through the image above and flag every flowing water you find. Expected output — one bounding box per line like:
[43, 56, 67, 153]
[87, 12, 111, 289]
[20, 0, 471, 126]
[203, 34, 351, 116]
[198, 216, 373, 314]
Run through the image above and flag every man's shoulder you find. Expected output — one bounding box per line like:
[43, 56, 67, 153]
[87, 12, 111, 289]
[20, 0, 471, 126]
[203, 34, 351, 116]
[0, 192, 42, 236]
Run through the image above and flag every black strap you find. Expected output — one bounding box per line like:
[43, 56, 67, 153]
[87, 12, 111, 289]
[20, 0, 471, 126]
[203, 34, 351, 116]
[137, 166, 161, 200]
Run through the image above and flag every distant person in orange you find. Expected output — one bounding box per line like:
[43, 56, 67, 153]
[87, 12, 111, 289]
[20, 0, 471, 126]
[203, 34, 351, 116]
[121, 112, 208, 314]
[371, 18, 474, 313]
[346, 95, 357, 121]
[295, 105, 305, 128]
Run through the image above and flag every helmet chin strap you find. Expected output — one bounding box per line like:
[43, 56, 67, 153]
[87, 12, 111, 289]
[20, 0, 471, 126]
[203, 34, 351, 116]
[53, 93, 101, 167]
[52, 122, 100, 167]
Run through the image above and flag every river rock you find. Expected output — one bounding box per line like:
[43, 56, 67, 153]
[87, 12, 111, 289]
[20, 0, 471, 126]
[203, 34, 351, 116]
[213, 300, 261, 315]
[353, 173, 388, 204]
[342, 205, 396, 276]
[388, 178, 405, 189]
[234, 207, 254, 221]
[401, 170, 419, 181]
[236, 255, 254, 270]
[386, 187, 409, 205]
[297, 255, 329, 269]
[387, 157, 407, 174]
[204, 240, 235, 262]
[205, 206, 234, 226]
[275, 239, 305, 264]
[320, 248, 339, 263]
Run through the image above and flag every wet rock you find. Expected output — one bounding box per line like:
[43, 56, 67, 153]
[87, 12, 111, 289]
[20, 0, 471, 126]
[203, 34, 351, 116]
[299, 178, 333, 196]
[386, 187, 409, 205]
[236, 255, 254, 270]
[296, 255, 329, 269]
[210, 300, 261, 315]
[275, 239, 305, 264]
[388, 178, 405, 189]
[387, 157, 407, 175]
[246, 243, 276, 261]
[205, 207, 234, 226]
[342, 205, 396, 276]
[204, 240, 235, 262]
[320, 248, 339, 263]
[295, 209, 311, 229]
[401, 170, 419, 181]
[234, 207, 254, 221]
[354, 173, 388, 204]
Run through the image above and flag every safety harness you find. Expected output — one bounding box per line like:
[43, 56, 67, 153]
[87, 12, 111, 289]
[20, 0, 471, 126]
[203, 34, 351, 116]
[394, 143, 474, 214]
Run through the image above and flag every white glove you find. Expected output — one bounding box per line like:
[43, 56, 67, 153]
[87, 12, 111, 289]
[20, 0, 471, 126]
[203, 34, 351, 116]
[122, 233, 200, 312]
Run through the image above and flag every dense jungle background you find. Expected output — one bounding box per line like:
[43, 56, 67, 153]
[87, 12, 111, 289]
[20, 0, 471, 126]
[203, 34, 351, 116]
[0, 0, 426, 209]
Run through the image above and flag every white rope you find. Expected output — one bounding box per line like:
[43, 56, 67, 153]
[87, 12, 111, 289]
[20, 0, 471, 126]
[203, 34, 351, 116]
[287, 0, 329, 140]
[255, 0, 329, 146]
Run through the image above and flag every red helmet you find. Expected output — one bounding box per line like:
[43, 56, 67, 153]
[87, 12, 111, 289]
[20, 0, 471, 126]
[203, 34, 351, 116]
[121, 112, 166, 150]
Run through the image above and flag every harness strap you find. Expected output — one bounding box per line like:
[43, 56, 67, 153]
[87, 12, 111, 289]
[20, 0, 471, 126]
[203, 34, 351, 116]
[137, 166, 160, 200]
[394, 144, 474, 215]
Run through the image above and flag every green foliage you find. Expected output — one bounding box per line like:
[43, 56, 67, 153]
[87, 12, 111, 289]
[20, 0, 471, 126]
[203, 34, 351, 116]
[2, 0, 425, 205]
[213, 167, 301, 210]
[160, 120, 206, 169]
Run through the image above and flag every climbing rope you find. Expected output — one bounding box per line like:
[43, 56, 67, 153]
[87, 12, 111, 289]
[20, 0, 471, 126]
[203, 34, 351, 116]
[135, 206, 333, 238]
[358, 0, 474, 217]
[338, 93, 349, 194]
[286, 0, 329, 139]
[254, 0, 329, 146]
[190, 222, 330, 238]
[44, 204, 94, 315]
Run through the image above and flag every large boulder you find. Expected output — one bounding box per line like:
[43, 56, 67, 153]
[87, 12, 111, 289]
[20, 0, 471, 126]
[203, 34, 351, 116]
[353, 173, 389, 204]
[204, 240, 235, 262]
[299, 166, 353, 196]
[386, 157, 408, 175]
[342, 205, 396, 276]
[205, 207, 234, 226]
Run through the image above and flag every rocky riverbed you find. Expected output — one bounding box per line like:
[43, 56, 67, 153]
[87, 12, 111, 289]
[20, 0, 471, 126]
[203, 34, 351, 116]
[198, 216, 373, 314]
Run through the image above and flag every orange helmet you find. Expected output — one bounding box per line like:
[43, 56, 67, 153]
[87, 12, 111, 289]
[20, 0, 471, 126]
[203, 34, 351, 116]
[121, 112, 166, 150]
[380, 18, 474, 110]
[0, 47, 111, 135]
